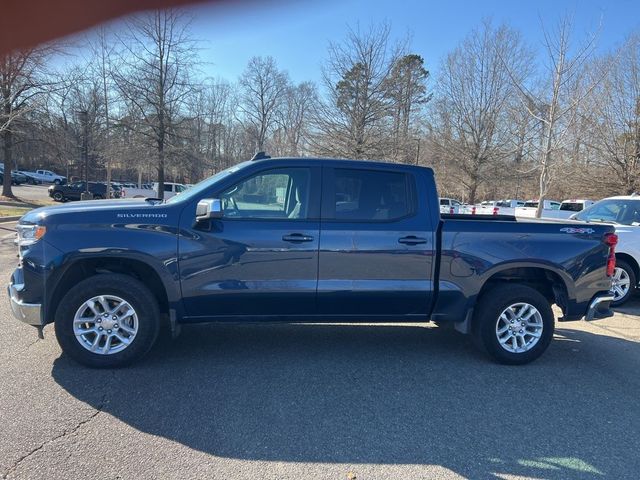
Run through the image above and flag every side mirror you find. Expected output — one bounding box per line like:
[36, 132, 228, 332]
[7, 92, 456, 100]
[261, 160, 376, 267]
[196, 198, 223, 221]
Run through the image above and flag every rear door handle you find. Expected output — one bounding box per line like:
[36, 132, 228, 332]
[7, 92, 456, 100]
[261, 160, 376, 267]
[398, 236, 427, 245]
[282, 233, 314, 243]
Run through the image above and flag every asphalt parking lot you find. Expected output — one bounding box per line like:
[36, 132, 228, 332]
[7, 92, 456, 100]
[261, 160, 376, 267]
[10, 185, 52, 204]
[1, 220, 639, 480]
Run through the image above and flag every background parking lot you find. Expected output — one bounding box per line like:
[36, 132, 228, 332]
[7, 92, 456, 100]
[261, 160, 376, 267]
[8, 185, 52, 204]
[1, 220, 639, 480]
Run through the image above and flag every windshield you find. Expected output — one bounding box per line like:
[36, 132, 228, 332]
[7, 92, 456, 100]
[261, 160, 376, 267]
[165, 162, 251, 204]
[574, 199, 640, 225]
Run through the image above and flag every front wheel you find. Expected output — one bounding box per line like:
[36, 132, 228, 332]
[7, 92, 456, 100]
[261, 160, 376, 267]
[52, 191, 64, 202]
[54, 179, 62, 185]
[93, 194, 103, 200]
[611, 260, 636, 307]
[473, 284, 554, 365]
[54, 274, 161, 368]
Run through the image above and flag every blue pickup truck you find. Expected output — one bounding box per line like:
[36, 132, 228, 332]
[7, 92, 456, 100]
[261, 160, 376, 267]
[8, 157, 617, 367]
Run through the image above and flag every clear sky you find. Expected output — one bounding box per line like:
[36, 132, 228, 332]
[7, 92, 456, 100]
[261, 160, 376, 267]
[182, 0, 640, 84]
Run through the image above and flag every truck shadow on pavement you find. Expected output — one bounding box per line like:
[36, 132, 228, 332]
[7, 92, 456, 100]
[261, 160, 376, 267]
[51, 323, 640, 479]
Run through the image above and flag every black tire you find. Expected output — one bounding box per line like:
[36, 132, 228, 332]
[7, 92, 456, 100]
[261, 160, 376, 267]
[27, 177, 34, 185]
[54, 178, 61, 185]
[473, 284, 554, 365]
[52, 191, 64, 202]
[93, 194, 103, 200]
[611, 259, 636, 307]
[54, 273, 161, 368]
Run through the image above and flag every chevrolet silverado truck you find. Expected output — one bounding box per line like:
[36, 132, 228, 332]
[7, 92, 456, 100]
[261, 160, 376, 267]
[8, 157, 617, 367]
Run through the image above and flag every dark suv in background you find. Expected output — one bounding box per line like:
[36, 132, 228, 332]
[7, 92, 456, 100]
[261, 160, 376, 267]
[49, 181, 119, 202]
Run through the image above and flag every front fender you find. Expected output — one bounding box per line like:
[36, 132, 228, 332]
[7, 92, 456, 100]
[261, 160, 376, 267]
[41, 221, 183, 323]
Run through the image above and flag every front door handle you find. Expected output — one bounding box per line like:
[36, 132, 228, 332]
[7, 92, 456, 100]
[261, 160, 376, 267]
[398, 236, 427, 245]
[282, 233, 314, 243]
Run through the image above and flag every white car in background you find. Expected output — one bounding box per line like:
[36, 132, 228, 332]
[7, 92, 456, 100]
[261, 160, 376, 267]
[439, 197, 463, 214]
[541, 199, 595, 220]
[119, 183, 155, 199]
[515, 199, 562, 218]
[25, 169, 67, 184]
[473, 199, 525, 216]
[572, 195, 640, 305]
[153, 182, 187, 199]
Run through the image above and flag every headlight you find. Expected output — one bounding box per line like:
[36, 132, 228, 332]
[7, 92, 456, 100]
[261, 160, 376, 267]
[16, 224, 47, 247]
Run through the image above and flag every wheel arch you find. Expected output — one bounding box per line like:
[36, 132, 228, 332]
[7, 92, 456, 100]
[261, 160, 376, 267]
[477, 265, 571, 313]
[47, 256, 173, 326]
[615, 252, 639, 285]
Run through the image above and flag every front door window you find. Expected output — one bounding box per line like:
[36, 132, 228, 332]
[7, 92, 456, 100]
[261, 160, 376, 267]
[220, 168, 310, 220]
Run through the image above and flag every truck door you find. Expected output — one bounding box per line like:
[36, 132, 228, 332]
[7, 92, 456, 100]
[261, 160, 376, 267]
[179, 166, 321, 318]
[67, 181, 84, 200]
[318, 166, 435, 317]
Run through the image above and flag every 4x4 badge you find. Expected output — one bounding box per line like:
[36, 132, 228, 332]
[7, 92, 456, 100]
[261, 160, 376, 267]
[560, 227, 595, 234]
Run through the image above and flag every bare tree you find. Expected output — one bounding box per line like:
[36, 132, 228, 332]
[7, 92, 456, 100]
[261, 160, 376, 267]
[506, 16, 601, 217]
[385, 54, 430, 163]
[430, 21, 531, 203]
[586, 33, 640, 195]
[113, 9, 198, 199]
[238, 56, 289, 152]
[314, 22, 402, 159]
[0, 46, 53, 197]
[271, 81, 317, 156]
[89, 26, 119, 194]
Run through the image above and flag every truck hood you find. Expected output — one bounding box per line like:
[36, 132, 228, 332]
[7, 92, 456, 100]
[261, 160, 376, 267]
[19, 199, 166, 224]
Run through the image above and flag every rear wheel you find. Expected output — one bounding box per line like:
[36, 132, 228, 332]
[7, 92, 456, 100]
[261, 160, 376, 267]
[54, 274, 161, 368]
[473, 284, 554, 365]
[93, 194, 104, 200]
[54, 178, 62, 185]
[611, 260, 635, 307]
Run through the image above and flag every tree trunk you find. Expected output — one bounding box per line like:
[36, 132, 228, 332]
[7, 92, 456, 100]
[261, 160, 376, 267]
[468, 176, 478, 205]
[106, 163, 112, 198]
[535, 169, 547, 219]
[157, 145, 165, 200]
[2, 128, 14, 197]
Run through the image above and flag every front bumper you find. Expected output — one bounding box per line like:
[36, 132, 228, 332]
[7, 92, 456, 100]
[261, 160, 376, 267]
[585, 293, 615, 321]
[8, 283, 42, 326]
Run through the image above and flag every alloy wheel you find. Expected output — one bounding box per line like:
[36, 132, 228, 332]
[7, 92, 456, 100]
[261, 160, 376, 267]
[495, 302, 544, 354]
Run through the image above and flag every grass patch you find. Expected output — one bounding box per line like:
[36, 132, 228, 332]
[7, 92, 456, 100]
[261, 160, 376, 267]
[0, 206, 32, 218]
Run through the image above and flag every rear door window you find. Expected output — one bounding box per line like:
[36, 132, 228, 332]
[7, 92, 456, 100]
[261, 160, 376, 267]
[330, 169, 414, 221]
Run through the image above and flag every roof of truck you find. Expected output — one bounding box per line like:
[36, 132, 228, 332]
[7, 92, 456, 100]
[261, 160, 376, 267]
[251, 156, 434, 173]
